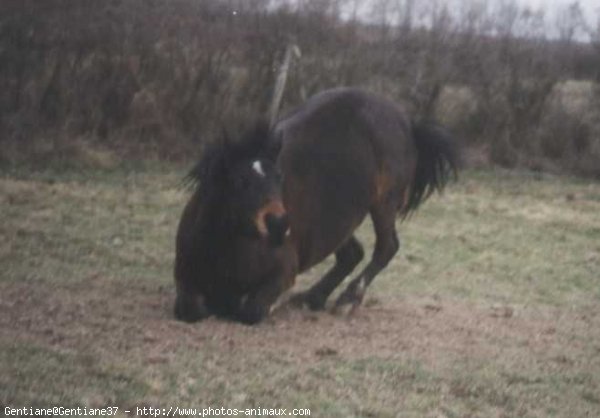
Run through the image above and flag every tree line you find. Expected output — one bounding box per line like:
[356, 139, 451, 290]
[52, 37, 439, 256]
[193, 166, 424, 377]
[1, 0, 599, 176]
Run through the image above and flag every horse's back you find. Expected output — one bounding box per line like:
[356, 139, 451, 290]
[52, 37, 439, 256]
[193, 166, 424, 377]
[275, 88, 416, 271]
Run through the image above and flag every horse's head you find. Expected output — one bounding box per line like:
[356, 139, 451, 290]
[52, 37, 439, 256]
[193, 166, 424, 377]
[224, 156, 289, 247]
[186, 122, 289, 247]
[176, 122, 295, 324]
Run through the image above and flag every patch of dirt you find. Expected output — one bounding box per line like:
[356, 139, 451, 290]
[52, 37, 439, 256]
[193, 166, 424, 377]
[2, 276, 599, 374]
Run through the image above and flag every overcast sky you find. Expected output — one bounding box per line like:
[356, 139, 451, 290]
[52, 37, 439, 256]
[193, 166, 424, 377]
[524, 0, 596, 16]
[349, 0, 599, 40]
[524, 0, 597, 23]
[494, 0, 597, 37]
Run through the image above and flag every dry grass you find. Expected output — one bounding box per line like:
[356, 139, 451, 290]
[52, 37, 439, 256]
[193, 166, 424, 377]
[1, 165, 599, 417]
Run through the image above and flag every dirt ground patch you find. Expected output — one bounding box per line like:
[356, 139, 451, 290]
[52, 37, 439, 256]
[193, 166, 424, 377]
[2, 275, 599, 417]
[2, 276, 599, 368]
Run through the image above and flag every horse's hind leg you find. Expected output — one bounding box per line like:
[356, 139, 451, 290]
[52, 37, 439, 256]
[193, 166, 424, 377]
[334, 202, 399, 312]
[292, 236, 364, 310]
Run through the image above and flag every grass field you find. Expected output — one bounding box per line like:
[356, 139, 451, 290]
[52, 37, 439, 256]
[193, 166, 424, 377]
[1, 164, 599, 417]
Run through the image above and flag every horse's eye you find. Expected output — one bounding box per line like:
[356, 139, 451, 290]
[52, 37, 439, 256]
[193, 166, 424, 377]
[233, 175, 252, 190]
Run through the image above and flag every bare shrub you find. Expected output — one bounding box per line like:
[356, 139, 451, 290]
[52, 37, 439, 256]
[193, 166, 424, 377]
[0, 0, 598, 176]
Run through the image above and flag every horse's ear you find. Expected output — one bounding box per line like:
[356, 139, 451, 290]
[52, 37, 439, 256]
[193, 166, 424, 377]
[265, 131, 283, 161]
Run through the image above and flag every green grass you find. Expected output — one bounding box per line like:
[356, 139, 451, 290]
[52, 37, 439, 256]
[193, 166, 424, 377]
[1, 165, 599, 417]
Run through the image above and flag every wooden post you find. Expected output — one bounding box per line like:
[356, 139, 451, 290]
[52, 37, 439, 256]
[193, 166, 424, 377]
[269, 43, 302, 127]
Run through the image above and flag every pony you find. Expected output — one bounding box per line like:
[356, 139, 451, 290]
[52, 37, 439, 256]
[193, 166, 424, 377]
[174, 88, 459, 324]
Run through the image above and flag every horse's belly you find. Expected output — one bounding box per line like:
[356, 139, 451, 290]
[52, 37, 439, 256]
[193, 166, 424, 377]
[277, 99, 381, 271]
[284, 165, 373, 272]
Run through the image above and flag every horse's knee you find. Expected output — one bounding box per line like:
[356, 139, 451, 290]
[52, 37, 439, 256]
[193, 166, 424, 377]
[392, 234, 400, 254]
[174, 292, 210, 323]
[236, 274, 288, 324]
[338, 238, 364, 271]
[374, 234, 400, 267]
[236, 296, 270, 325]
[386, 234, 400, 261]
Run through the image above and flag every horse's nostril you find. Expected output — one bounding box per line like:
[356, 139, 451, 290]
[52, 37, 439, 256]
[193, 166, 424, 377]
[255, 200, 287, 238]
[265, 213, 287, 229]
[265, 213, 289, 247]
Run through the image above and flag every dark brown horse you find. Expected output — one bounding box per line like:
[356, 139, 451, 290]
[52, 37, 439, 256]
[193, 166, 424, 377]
[174, 88, 459, 324]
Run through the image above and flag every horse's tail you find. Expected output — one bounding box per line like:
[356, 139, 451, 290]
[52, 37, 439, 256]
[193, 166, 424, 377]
[404, 121, 460, 216]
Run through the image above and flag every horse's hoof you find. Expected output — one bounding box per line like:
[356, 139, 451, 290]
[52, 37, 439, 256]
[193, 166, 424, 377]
[288, 292, 307, 307]
[236, 310, 266, 325]
[331, 302, 361, 317]
[174, 294, 210, 323]
[236, 302, 268, 325]
[288, 291, 326, 311]
[332, 290, 363, 316]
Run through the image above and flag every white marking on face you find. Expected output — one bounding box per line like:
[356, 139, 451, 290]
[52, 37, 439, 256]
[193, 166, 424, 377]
[252, 160, 266, 177]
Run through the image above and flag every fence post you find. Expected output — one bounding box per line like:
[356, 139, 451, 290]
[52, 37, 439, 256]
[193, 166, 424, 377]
[269, 43, 302, 127]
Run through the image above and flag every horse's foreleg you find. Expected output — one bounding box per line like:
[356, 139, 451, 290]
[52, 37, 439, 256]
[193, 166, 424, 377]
[333, 204, 399, 313]
[237, 269, 294, 325]
[174, 288, 210, 323]
[291, 236, 364, 310]
[236, 283, 281, 325]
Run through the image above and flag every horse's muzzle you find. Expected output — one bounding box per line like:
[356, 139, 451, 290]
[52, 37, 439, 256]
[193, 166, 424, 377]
[255, 200, 288, 243]
[264, 213, 290, 247]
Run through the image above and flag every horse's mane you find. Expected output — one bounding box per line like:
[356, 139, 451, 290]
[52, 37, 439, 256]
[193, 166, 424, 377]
[184, 120, 274, 196]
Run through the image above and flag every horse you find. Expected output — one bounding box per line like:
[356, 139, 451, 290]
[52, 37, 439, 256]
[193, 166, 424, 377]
[174, 87, 460, 324]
